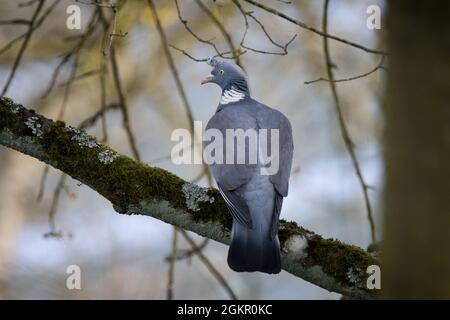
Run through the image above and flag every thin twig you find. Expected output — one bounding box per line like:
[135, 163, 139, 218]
[109, 45, 141, 161]
[148, 142, 201, 164]
[75, 0, 115, 8]
[0, 19, 30, 25]
[1, 0, 45, 95]
[321, 0, 376, 243]
[43, 172, 66, 238]
[42, 9, 99, 98]
[180, 230, 237, 300]
[97, 4, 115, 142]
[174, 0, 241, 61]
[57, 54, 79, 120]
[19, 0, 41, 7]
[165, 238, 209, 262]
[194, 0, 244, 69]
[97, 5, 140, 159]
[243, 0, 386, 55]
[169, 44, 245, 63]
[37, 165, 50, 201]
[78, 103, 120, 129]
[305, 55, 386, 84]
[148, 0, 212, 184]
[233, 0, 296, 56]
[0, 0, 60, 56]
[104, 4, 122, 56]
[248, 12, 297, 51]
[58, 69, 101, 87]
[98, 61, 109, 142]
[166, 227, 178, 300]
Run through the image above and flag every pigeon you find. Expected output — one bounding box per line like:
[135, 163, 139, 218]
[201, 58, 293, 274]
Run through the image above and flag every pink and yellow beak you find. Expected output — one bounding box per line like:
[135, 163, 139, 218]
[201, 74, 213, 85]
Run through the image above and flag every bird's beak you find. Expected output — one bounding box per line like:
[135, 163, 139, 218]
[201, 74, 213, 85]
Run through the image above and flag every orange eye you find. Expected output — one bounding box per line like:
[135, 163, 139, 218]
[219, 69, 225, 75]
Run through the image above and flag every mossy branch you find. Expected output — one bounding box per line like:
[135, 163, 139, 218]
[0, 96, 379, 299]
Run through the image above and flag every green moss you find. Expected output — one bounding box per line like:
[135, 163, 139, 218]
[192, 188, 232, 229]
[0, 97, 18, 130]
[278, 220, 377, 289]
[278, 220, 307, 247]
[305, 236, 377, 287]
[40, 123, 184, 208]
[0, 96, 16, 110]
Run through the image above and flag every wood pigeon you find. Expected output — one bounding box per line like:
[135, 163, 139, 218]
[201, 58, 293, 274]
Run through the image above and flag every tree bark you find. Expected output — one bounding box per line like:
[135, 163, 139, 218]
[383, 1, 450, 298]
[0, 96, 378, 299]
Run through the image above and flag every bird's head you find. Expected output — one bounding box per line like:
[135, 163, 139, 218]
[201, 58, 249, 94]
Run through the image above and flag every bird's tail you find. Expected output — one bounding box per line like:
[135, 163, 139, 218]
[227, 222, 281, 274]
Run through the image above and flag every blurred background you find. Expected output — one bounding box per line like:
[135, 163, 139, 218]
[0, 0, 385, 299]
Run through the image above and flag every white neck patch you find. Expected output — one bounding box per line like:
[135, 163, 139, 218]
[220, 88, 245, 105]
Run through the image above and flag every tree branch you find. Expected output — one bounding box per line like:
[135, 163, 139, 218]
[1, 0, 45, 96]
[0, 97, 378, 299]
[321, 0, 376, 243]
[243, 0, 386, 55]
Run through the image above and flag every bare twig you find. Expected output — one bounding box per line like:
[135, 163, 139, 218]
[97, 5, 140, 159]
[1, 0, 45, 95]
[98, 61, 109, 142]
[305, 55, 386, 84]
[169, 44, 245, 63]
[166, 227, 178, 300]
[0, 19, 30, 25]
[243, 0, 386, 55]
[75, 0, 115, 8]
[174, 0, 241, 61]
[42, 9, 99, 98]
[246, 12, 297, 55]
[76, 0, 127, 56]
[0, 0, 60, 56]
[321, 0, 376, 243]
[233, 0, 296, 56]
[103, 4, 123, 56]
[78, 103, 120, 129]
[194, 0, 244, 69]
[165, 238, 209, 262]
[109, 45, 141, 161]
[19, 0, 41, 7]
[148, 142, 202, 165]
[43, 172, 66, 238]
[37, 165, 50, 201]
[180, 230, 237, 300]
[57, 55, 79, 120]
[148, 0, 212, 185]
[58, 69, 101, 88]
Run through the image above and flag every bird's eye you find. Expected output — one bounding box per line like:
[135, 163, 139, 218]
[219, 69, 225, 75]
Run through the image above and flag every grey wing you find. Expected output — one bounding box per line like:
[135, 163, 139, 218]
[257, 108, 294, 196]
[271, 193, 283, 240]
[256, 106, 293, 240]
[218, 183, 252, 228]
[204, 107, 257, 228]
[271, 113, 294, 196]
